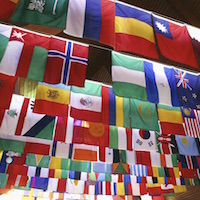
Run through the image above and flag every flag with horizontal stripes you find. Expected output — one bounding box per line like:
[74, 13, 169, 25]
[43, 36, 88, 86]
[115, 2, 158, 59]
[102, 85, 130, 128]
[112, 51, 147, 100]
[183, 108, 200, 138]
[33, 82, 70, 116]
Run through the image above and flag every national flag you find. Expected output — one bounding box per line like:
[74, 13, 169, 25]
[130, 99, 159, 131]
[64, 0, 115, 47]
[72, 144, 98, 162]
[30, 177, 49, 190]
[102, 85, 130, 128]
[0, 73, 17, 109]
[153, 14, 198, 69]
[25, 154, 50, 168]
[99, 147, 113, 163]
[11, 0, 69, 29]
[156, 133, 179, 154]
[174, 185, 187, 193]
[33, 82, 70, 116]
[174, 69, 200, 110]
[0, 0, 18, 20]
[161, 184, 174, 195]
[144, 61, 180, 106]
[182, 108, 200, 138]
[73, 122, 109, 147]
[112, 51, 147, 100]
[70, 160, 91, 173]
[70, 81, 102, 123]
[187, 25, 200, 60]
[132, 164, 148, 177]
[93, 163, 112, 174]
[176, 135, 199, 156]
[178, 154, 199, 169]
[133, 129, 157, 152]
[160, 154, 178, 168]
[157, 104, 185, 135]
[0, 94, 55, 139]
[24, 141, 50, 155]
[115, 2, 158, 59]
[43, 36, 88, 87]
[0, 24, 12, 62]
[136, 151, 151, 166]
[66, 179, 84, 194]
[109, 126, 132, 150]
[0, 138, 24, 153]
[146, 183, 161, 196]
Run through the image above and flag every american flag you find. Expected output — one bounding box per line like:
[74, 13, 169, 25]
[183, 109, 200, 138]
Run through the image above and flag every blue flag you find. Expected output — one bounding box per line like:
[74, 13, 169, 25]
[174, 69, 200, 109]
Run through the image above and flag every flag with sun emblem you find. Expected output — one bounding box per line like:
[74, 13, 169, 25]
[133, 129, 157, 152]
[130, 99, 159, 131]
[174, 69, 200, 110]
[70, 81, 102, 123]
[33, 82, 70, 116]
[152, 14, 198, 69]
[176, 135, 199, 156]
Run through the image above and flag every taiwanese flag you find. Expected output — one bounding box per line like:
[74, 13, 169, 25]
[0, 0, 18, 20]
[0, 73, 17, 109]
[43, 36, 88, 87]
[153, 14, 199, 69]
[115, 2, 159, 59]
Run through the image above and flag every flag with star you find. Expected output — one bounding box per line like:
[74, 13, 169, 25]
[153, 14, 198, 69]
[174, 69, 200, 110]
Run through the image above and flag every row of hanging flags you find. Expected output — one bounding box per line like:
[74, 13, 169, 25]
[1, 0, 200, 70]
[1, 0, 200, 198]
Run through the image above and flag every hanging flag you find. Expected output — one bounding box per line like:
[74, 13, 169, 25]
[133, 129, 157, 152]
[157, 104, 185, 135]
[182, 108, 200, 138]
[70, 81, 102, 123]
[109, 126, 132, 150]
[24, 141, 50, 155]
[144, 61, 180, 106]
[112, 51, 147, 100]
[0, 24, 12, 62]
[0, 73, 17, 109]
[72, 144, 98, 162]
[66, 179, 85, 194]
[102, 85, 130, 128]
[156, 133, 179, 154]
[33, 82, 70, 116]
[0, 138, 25, 153]
[30, 177, 49, 190]
[130, 99, 159, 131]
[10, 0, 69, 29]
[73, 122, 109, 147]
[136, 151, 151, 166]
[174, 69, 200, 109]
[0, 94, 55, 139]
[43, 36, 88, 87]
[153, 14, 199, 69]
[25, 154, 50, 168]
[176, 135, 199, 156]
[0, 0, 18, 20]
[115, 2, 158, 59]
[64, 0, 115, 47]
[178, 154, 199, 169]
[187, 25, 200, 60]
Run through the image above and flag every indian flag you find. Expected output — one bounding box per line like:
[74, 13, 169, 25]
[112, 51, 147, 100]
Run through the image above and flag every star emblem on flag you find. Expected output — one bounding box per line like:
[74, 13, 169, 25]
[155, 21, 168, 33]
[192, 93, 197, 99]
[182, 96, 188, 102]
[11, 30, 27, 42]
[196, 105, 200, 109]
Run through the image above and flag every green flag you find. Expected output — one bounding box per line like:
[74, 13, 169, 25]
[25, 154, 50, 168]
[112, 51, 147, 100]
[0, 138, 25, 153]
[0, 24, 12, 62]
[70, 160, 91, 173]
[10, 0, 69, 29]
[130, 99, 159, 131]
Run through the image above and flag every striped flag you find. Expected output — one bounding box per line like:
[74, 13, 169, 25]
[183, 108, 200, 138]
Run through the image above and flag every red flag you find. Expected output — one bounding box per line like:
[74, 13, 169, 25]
[153, 15, 199, 69]
[136, 151, 151, 166]
[0, 73, 17, 109]
[24, 142, 50, 155]
[43, 36, 88, 86]
[0, 0, 17, 20]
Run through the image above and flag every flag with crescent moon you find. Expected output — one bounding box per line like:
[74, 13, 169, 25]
[130, 99, 159, 131]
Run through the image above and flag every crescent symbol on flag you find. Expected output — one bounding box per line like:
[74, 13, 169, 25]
[138, 104, 151, 120]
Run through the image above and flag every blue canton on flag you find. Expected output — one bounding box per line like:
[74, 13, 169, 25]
[174, 69, 200, 109]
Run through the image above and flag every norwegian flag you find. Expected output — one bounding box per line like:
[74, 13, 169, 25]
[43, 36, 88, 87]
[183, 109, 200, 138]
